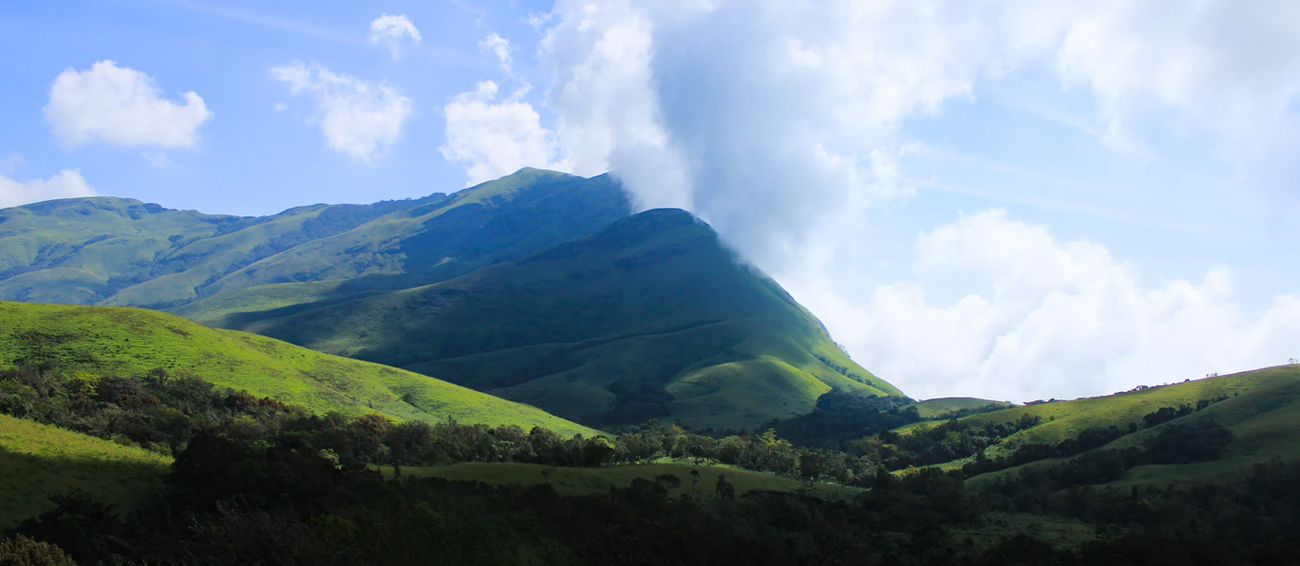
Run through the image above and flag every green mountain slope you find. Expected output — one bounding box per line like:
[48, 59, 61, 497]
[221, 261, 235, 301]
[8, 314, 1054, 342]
[0, 301, 595, 436]
[213, 209, 900, 430]
[0, 195, 442, 308]
[0, 168, 630, 314]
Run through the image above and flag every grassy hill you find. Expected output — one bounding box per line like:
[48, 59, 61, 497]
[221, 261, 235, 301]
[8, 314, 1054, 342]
[0, 301, 596, 436]
[0, 414, 170, 529]
[209, 209, 900, 430]
[899, 365, 1300, 486]
[0, 195, 440, 308]
[0, 168, 629, 313]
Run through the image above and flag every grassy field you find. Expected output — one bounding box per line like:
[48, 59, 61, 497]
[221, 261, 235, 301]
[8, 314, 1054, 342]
[215, 209, 899, 430]
[0, 415, 171, 529]
[915, 365, 1300, 487]
[0, 301, 597, 437]
[380, 461, 861, 500]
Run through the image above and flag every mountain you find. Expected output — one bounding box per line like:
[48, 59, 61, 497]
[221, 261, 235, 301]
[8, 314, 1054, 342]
[205, 208, 899, 430]
[0, 301, 596, 436]
[0, 168, 630, 310]
[0, 168, 898, 430]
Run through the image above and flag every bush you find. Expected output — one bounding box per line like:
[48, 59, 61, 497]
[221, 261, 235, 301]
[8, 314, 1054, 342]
[0, 536, 77, 566]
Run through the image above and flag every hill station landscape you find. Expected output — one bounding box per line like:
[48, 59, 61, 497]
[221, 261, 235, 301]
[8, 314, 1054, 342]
[1, 168, 1298, 565]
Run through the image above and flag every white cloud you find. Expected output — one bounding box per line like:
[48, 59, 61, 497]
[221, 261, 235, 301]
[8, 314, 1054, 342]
[440, 81, 564, 185]
[0, 169, 97, 209]
[479, 33, 515, 73]
[369, 13, 421, 59]
[45, 60, 211, 148]
[270, 62, 412, 164]
[538, 0, 1300, 267]
[787, 211, 1300, 402]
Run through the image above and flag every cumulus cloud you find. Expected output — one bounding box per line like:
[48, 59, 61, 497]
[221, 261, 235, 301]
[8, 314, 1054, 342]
[441, 81, 564, 185]
[270, 62, 412, 163]
[479, 33, 514, 73]
[0, 169, 96, 209]
[369, 13, 421, 58]
[45, 60, 211, 148]
[788, 211, 1300, 401]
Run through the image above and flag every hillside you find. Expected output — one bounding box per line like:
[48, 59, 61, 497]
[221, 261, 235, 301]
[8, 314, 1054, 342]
[209, 209, 900, 430]
[0, 301, 596, 436]
[897, 365, 1300, 486]
[0, 168, 630, 312]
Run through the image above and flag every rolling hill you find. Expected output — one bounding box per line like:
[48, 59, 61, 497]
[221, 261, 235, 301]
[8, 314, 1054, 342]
[0, 301, 596, 436]
[0, 168, 630, 311]
[899, 365, 1300, 486]
[198, 209, 899, 430]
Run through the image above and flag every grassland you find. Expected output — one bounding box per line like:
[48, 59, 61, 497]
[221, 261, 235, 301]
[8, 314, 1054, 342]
[0, 301, 597, 436]
[0, 415, 171, 529]
[380, 461, 861, 500]
[907, 365, 1300, 487]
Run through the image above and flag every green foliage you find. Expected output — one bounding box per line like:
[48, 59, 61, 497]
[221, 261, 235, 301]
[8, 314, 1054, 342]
[0, 535, 76, 566]
[0, 301, 596, 436]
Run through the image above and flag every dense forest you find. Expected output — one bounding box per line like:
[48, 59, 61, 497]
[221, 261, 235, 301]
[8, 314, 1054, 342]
[4, 363, 1295, 564]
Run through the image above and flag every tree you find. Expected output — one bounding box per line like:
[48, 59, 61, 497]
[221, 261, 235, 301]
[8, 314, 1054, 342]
[715, 474, 735, 501]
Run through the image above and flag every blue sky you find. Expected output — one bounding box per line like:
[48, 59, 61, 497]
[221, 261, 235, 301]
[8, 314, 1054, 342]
[3, 0, 1298, 401]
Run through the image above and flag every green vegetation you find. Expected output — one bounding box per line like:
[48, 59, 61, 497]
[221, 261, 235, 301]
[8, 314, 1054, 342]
[0, 301, 595, 436]
[896, 366, 1300, 482]
[386, 462, 860, 499]
[217, 209, 897, 430]
[0, 168, 628, 312]
[0, 415, 169, 529]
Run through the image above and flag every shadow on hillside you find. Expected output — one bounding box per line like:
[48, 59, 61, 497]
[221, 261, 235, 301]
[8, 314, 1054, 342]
[0, 446, 168, 530]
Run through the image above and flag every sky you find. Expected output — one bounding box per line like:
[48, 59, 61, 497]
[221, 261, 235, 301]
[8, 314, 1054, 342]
[2, 0, 1299, 402]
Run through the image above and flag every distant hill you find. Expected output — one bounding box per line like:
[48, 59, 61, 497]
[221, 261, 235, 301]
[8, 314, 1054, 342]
[913, 397, 1015, 419]
[210, 209, 899, 430]
[898, 365, 1300, 486]
[0, 301, 596, 436]
[0, 168, 630, 310]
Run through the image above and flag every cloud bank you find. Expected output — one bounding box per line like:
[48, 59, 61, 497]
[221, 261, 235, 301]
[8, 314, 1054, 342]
[0, 169, 96, 209]
[45, 60, 211, 148]
[791, 211, 1300, 401]
[271, 62, 412, 163]
[538, 0, 1300, 260]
